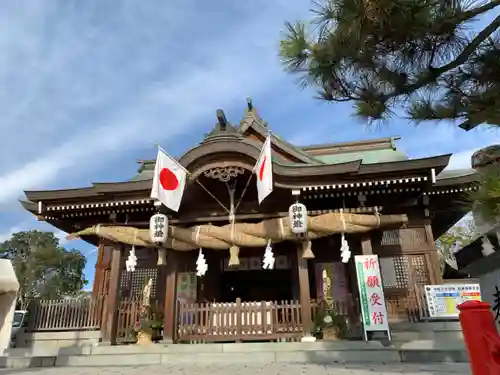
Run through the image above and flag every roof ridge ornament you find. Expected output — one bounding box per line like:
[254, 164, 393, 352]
[243, 97, 267, 128]
[216, 109, 228, 131]
[247, 97, 253, 111]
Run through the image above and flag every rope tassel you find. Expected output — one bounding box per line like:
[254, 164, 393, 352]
[301, 240, 315, 259]
[228, 245, 240, 266]
[157, 248, 167, 266]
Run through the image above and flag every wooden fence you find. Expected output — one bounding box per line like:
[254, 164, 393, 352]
[21, 282, 456, 337]
[385, 286, 431, 322]
[26, 297, 104, 331]
[177, 299, 304, 342]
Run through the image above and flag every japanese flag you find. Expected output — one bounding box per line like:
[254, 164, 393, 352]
[150, 147, 187, 212]
[254, 135, 273, 204]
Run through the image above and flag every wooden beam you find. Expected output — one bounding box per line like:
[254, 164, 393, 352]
[162, 250, 179, 343]
[101, 245, 123, 345]
[296, 244, 312, 336]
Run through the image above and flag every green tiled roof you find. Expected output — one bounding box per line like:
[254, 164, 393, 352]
[313, 149, 408, 164]
[436, 169, 476, 180]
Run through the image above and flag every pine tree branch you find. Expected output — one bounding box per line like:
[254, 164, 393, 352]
[382, 11, 500, 102]
[439, 0, 500, 31]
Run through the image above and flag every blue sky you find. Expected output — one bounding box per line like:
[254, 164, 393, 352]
[0, 1, 499, 288]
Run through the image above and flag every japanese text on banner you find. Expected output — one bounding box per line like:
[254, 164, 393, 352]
[355, 255, 389, 332]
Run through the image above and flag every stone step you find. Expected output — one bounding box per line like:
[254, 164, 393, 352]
[0, 340, 469, 369]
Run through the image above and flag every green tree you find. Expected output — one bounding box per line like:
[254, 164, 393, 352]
[279, 0, 500, 129]
[470, 167, 500, 222]
[0, 230, 87, 305]
[436, 219, 476, 273]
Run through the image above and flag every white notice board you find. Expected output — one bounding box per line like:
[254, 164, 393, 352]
[425, 284, 481, 318]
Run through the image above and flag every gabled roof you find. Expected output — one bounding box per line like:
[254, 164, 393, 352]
[435, 169, 479, 186]
[21, 99, 467, 205]
[313, 148, 408, 164]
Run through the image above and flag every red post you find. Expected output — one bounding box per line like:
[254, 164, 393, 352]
[458, 300, 499, 375]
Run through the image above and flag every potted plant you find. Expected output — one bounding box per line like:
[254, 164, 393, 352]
[134, 305, 163, 345]
[322, 312, 347, 340]
[313, 299, 348, 340]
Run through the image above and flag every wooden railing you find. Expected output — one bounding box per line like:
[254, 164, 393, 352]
[27, 297, 104, 331]
[177, 299, 304, 342]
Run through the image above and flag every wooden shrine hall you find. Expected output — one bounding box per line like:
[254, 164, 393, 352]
[20, 99, 478, 344]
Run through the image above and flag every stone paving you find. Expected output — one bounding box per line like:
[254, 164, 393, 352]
[0, 363, 471, 375]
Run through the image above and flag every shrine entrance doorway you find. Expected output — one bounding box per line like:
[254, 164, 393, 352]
[218, 246, 295, 303]
[220, 268, 293, 303]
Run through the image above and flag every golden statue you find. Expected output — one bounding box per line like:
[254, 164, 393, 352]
[142, 278, 153, 307]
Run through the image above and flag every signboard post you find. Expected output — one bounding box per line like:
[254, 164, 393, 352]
[425, 284, 481, 319]
[355, 255, 391, 341]
[176, 272, 197, 304]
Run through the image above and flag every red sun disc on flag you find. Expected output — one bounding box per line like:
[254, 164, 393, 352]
[258, 156, 267, 181]
[159, 168, 179, 190]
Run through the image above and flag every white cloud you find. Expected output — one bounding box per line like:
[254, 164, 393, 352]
[444, 149, 476, 170]
[0, 221, 29, 243]
[0, 0, 310, 206]
[444, 137, 500, 171]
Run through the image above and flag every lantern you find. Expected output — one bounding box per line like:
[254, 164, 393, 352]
[149, 213, 168, 244]
[288, 202, 308, 234]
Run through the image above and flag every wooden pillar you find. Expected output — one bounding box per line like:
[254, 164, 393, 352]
[101, 245, 123, 345]
[424, 223, 443, 284]
[162, 250, 179, 343]
[156, 266, 167, 307]
[296, 243, 312, 335]
[360, 234, 373, 255]
[92, 243, 106, 298]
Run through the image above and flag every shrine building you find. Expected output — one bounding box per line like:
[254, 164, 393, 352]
[20, 99, 478, 344]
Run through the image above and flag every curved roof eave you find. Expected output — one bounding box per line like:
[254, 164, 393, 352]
[23, 153, 454, 202]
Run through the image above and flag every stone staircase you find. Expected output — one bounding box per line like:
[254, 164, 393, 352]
[1, 321, 469, 369]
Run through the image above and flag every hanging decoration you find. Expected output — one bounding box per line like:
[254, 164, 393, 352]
[126, 245, 137, 272]
[340, 234, 351, 263]
[262, 239, 275, 269]
[289, 202, 308, 234]
[196, 248, 208, 277]
[339, 209, 351, 263]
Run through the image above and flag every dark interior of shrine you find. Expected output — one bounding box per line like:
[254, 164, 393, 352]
[219, 269, 293, 302]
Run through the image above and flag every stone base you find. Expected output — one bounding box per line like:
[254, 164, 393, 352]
[300, 336, 316, 343]
[14, 330, 101, 350]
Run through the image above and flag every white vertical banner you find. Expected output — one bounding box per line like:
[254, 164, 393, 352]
[354, 255, 391, 341]
[254, 135, 273, 204]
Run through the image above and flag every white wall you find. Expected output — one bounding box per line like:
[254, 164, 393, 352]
[0, 292, 16, 352]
